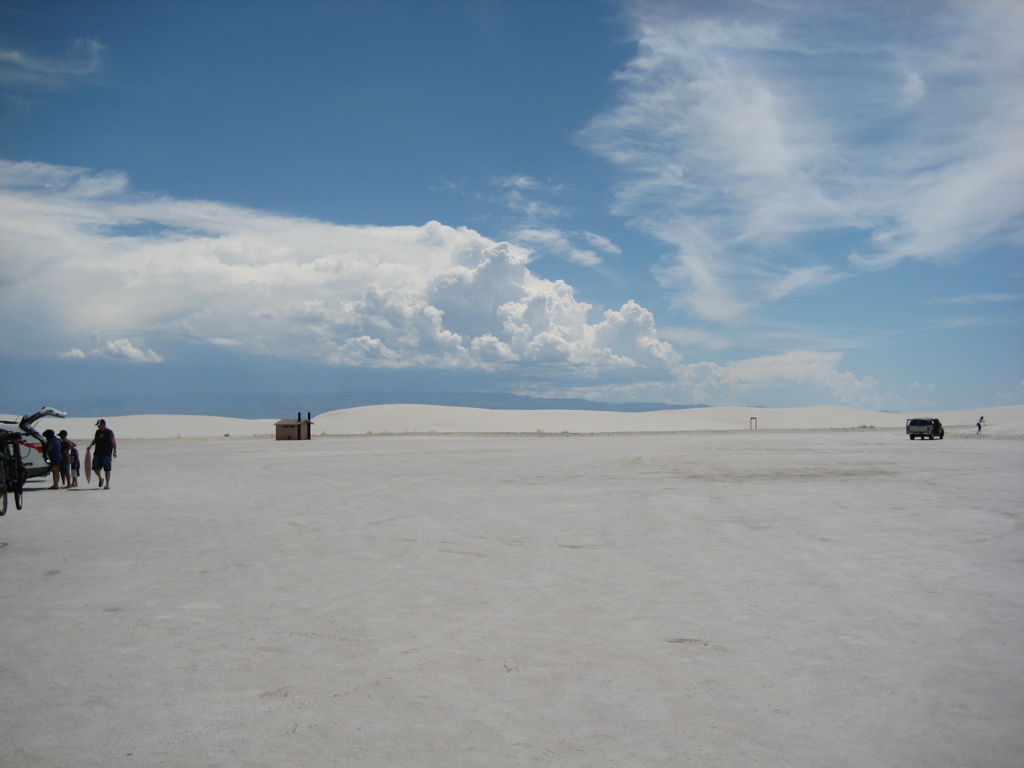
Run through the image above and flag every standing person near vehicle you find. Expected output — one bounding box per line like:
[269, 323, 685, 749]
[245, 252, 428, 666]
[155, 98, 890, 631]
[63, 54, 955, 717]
[58, 430, 76, 488]
[977, 416, 984, 434]
[42, 429, 62, 489]
[88, 419, 117, 490]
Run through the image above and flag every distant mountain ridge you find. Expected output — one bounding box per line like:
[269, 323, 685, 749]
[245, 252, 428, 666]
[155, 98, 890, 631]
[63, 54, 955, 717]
[43, 391, 708, 419]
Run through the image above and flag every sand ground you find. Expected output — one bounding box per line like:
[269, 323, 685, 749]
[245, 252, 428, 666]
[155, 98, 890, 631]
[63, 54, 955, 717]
[1, 426, 1022, 767]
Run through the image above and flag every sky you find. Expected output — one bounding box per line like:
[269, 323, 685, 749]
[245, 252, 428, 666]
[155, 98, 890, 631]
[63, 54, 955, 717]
[1, 0, 1022, 412]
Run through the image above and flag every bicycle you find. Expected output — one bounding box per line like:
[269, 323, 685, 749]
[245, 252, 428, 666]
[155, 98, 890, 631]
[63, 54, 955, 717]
[0, 429, 29, 515]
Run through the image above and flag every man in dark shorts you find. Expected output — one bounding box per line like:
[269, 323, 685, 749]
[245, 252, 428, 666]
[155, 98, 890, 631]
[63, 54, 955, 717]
[88, 419, 117, 490]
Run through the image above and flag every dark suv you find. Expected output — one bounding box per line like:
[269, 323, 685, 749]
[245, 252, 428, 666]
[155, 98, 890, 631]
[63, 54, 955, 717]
[906, 418, 945, 440]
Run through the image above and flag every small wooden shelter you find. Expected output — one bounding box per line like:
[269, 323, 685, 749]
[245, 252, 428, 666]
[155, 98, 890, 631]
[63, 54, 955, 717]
[275, 412, 313, 441]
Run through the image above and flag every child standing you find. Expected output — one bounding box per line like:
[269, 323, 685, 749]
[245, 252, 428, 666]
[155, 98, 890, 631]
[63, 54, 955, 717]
[68, 439, 80, 488]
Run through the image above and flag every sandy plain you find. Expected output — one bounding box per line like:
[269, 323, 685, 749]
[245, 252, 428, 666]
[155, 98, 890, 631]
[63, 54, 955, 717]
[1, 405, 1022, 767]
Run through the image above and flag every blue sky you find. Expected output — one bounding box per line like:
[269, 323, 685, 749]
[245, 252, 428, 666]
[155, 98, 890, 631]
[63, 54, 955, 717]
[1, 0, 1021, 411]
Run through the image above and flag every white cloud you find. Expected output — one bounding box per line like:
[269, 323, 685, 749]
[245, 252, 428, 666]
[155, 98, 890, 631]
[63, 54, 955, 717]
[764, 265, 844, 302]
[537, 348, 898, 410]
[657, 327, 732, 351]
[581, 231, 621, 256]
[0, 160, 676, 386]
[0, 38, 105, 87]
[673, 350, 893, 409]
[491, 176, 622, 268]
[512, 227, 602, 267]
[93, 338, 165, 363]
[496, 186, 565, 221]
[653, 233, 752, 323]
[57, 348, 86, 359]
[494, 175, 563, 193]
[901, 71, 926, 106]
[579, 0, 1024, 321]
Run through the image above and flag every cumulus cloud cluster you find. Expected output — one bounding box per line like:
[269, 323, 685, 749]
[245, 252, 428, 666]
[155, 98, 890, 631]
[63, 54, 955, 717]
[57, 339, 163, 363]
[579, 0, 1024, 324]
[0, 160, 678, 385]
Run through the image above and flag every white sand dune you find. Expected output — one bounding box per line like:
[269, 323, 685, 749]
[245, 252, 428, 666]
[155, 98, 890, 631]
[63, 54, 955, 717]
[8, 403, 1022, 441]
[312, 403, 1024, 438]
[1, 421, 1021, 766]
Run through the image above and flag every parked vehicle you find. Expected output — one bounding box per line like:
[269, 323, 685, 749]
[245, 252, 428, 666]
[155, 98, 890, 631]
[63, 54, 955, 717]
[0, 407, 67, 478]
[906, 417, 944, 440]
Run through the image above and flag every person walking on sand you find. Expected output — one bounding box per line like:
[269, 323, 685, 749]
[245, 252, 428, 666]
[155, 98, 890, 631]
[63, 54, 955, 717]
[58, 429, 76, 488]
[88, 419, 117, 489]
[42, 429, 62, 489]
[977, 416, 984, 434]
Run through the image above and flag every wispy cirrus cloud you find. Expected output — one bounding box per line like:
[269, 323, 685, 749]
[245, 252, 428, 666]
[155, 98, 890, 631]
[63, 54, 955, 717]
[512, 227, 620, 267]
[579, 0, 1024, 322]
[926, 292, 1023, 329]
[492, 175, 621, 268]
[931, 293, 1024, 304]
[0, 38, 105, 87]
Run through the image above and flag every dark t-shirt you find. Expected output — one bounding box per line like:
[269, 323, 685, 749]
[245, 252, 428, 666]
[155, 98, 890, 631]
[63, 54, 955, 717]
[93, 428, 115, 457]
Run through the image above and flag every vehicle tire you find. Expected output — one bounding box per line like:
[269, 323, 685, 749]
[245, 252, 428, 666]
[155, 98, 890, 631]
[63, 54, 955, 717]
[929, 435, 934, 439]
[0, 490, 7, 516]
[14, 488, 23, 510]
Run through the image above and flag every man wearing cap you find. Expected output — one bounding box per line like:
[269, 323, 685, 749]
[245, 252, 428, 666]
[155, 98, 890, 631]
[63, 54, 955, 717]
[88, 419, 117, 490]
